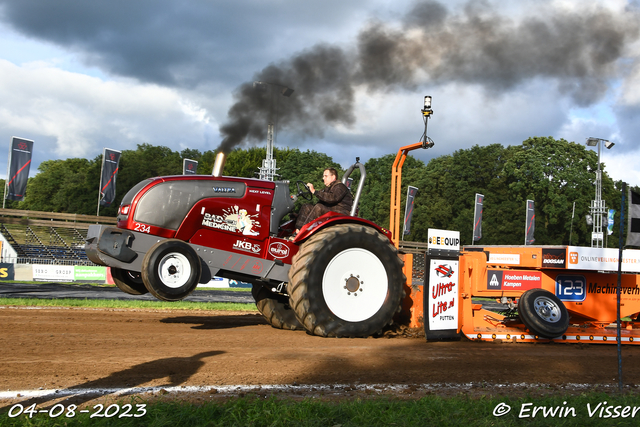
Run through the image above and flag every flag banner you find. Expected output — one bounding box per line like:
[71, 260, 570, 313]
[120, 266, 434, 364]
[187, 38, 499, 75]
[345, 177, 354, 190]
[402, 186, 419, 236]
[607, 209, 615, 236]
[473, 193, 484, 242]
[5, 137, 34, 201]
[628, 189, 640, 247]
[99, 148, 121, 207]
[525, 199, 535, 245]
[183, 158, 198, 175]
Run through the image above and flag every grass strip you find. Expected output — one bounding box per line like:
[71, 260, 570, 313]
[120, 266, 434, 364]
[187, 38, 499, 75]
[0, 297, 257, 312]
[3, 392, 640, 426]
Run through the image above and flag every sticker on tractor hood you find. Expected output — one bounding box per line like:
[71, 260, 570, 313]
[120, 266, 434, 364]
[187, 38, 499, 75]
[268, 242, 290, 259]
[201, 205, 261, 236]
[233, 240, 261, 254]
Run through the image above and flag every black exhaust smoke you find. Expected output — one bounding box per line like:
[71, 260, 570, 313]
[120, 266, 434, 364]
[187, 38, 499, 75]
[217, 0, 639, 153]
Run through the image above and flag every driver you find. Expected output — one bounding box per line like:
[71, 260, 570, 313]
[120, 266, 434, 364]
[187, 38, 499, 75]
[295, 168, 353, 231]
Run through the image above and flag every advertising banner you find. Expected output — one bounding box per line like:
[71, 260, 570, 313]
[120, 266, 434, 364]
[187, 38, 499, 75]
[427, 229, 460, 252]
[33, 265, 74, 282]
[99, 148, 121, 207]
[541, 248, 567, 268]
[488, 253, 520, 265]
[607, 209, 615, 236]
[473, 193, 483, 242]
[628, 189, 640, 247]
[5, 137, 34, 201]
[487, 270, 542, 291]
[403, 186, 418, 236]
[525, 200, 535, 245]
[73, 266, 107, 282]
[183, 158, 198, 175]
[566, 246, 640, 273]
[427, 259, 459, 331]
[0, 263, 15, 280]
[345, 177, 353, 190]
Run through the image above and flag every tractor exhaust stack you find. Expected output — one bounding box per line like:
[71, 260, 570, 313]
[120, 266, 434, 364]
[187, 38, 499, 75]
[212, 152, 226, 177]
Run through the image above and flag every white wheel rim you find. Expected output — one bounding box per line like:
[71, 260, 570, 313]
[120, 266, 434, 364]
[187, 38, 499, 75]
[322, 248, 388, 322]
[533, 296, 561, 323]
[158, 252, 192, 289]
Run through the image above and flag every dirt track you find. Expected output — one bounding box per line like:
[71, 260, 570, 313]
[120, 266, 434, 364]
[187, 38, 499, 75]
[1, 306, 640, 407]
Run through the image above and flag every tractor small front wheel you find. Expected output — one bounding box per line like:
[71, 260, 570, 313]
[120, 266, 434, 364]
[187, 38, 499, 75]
[141, 239, 202, 301]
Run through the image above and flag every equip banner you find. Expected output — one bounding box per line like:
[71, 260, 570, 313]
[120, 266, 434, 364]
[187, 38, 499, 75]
[6, 137, 34, 201]
[427, 229, 460, 252]
[403, 186, 418, 236]
[99, 148, 121, 206]
[183, 158, 198, 175]
[473, 193, 483, 242]
[525, 199, 535, 245]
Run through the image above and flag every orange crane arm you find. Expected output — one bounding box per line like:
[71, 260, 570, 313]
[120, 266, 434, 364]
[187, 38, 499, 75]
[389, 142, 426, 248]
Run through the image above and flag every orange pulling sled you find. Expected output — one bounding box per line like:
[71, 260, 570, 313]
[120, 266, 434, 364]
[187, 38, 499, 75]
[403, 240, 640, 344]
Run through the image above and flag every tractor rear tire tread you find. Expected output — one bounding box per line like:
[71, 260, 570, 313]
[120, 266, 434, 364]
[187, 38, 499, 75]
[252, 285, 303, 331]
[288, 223, 405, 338]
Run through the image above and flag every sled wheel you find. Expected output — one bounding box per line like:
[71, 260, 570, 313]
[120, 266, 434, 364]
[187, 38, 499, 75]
[111, 268, 148, 295]
[252, 285, 303, 330]
[141, 239, 202, 301]
[518, 289, 569, 338]
[288, 223, 405, 337]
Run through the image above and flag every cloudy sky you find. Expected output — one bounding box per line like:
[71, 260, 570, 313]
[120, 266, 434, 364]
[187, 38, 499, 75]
[1, 0, 639, 186]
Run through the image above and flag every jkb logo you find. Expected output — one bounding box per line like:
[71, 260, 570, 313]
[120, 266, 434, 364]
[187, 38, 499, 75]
[233, 240, 261, 254]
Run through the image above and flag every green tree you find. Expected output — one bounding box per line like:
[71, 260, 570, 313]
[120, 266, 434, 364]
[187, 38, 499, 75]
[503, 136, 615, 246]
[21, 158, 100, 214]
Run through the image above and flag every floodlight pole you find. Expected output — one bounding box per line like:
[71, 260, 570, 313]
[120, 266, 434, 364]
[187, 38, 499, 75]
[586, 137, 613, 248]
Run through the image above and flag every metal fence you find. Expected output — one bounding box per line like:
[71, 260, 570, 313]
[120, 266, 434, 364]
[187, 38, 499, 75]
[399, 241, 427, 285]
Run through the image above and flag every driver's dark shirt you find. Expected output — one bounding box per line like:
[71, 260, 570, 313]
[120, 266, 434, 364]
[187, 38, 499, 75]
[295, 180, 354, 229]
[314, 181, 353, 215]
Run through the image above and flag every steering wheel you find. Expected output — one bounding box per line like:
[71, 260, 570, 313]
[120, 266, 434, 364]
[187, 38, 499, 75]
[296, 181, 313, 201]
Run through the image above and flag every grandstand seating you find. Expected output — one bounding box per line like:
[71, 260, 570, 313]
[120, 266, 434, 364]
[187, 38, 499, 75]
[0, 208, 116, 266]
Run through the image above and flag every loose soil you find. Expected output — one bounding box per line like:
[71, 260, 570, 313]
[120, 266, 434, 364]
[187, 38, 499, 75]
[1, 306, 639, 408]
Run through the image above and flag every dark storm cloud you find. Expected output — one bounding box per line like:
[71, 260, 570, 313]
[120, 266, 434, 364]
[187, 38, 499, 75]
[2, 0, 637, 153]
[0, 0, 367, 87]
[220, 1, 639, 151]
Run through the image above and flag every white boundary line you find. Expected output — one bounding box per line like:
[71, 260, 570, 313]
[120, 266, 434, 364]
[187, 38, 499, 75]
[0, 382, 623, 400]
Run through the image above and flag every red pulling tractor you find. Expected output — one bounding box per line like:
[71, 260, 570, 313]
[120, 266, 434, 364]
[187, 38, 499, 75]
[85, 153, 405, 338]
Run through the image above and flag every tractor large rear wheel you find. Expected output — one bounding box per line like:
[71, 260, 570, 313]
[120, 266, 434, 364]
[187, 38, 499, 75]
[252, 285, 303, 330]
[112, 268, 148, 295]
[288, 224, 405, 337]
